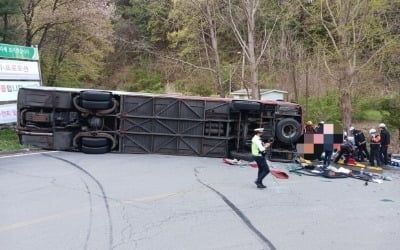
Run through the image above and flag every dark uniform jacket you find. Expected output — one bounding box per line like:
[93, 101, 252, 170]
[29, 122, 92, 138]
[354, 130, 366, 146]
[380, 129, 390, 146]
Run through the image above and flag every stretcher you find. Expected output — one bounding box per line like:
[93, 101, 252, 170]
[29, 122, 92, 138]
[335, 159, 383, 173]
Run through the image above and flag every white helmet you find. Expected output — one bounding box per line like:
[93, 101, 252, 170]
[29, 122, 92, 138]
[369, 128, 376, 134]
[379, 123, 386, 128]
[349, 126, 355, 131]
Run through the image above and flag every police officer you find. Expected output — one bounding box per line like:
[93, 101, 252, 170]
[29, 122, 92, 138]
[252, 128, 271, 189]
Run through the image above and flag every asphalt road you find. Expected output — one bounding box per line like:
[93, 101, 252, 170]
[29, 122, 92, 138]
[0, 151, 399, 250]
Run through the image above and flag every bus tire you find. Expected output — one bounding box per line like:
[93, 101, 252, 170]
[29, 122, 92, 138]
[231, 100, 260, 111]
[80, 91, 112, 101]
[80, 100, 112, 110]
[276, 118, 301, 144]
[82, 145, 110, 154]
[81, 137, 109, 147]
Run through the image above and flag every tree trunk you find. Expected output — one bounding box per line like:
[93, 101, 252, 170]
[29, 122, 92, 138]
[2, 14, 8, 42]
[247, 1, 259, 99]
[206, 2, 225, 97]
[249, 62, 259, 99]
[46, 52, 60, 86]
[339, 77, 352, 132]
[305, 63, 309, 116]
[290, 60, 298, 103]
[340, 92, 352, 131]
[284, 29, 298, 103]
[23, 1, 34, 46]
[398, 128, 400, 142]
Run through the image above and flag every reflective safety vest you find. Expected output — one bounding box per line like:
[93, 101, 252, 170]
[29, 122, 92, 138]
[251, 135, 262, 156]
[370, 134, 381, 144]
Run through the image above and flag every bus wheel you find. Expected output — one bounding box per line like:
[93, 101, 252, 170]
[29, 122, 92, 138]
[82, 145, 110, 154]
[79, 91, 113, 110]
[81, 136, 111, 154]
[80, 91, 112, 101]
[276, 118, 301, 144]
[81, 137, 109, 147]
[80, 100, 112, 110]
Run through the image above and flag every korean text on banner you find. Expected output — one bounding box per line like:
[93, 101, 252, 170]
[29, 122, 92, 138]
[0, 81, 40, 102]
[0, 59, 41, 80]
[0, 103, 17, 124]
[0, 43, 39, 60]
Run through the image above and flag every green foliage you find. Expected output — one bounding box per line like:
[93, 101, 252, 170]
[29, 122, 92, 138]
[353, 97, 384, 121]
[0, 0, 22, 43]
[360, 110, 383, 121]
[116, 0, 171, 46]
[0, 0, 396, 121]
[40, 9, 114, 88]
[378, 95, 400, 131]
[170, 74, 214, 96]
[0, 128, 27, 152]
[166, 1, 202, 60]
[173, 79, 186, 94]
[298, 91, 341, 125]
[125, 68, 163, 93]
[188, 83, 213, 97]
[41, 48, 108, 88]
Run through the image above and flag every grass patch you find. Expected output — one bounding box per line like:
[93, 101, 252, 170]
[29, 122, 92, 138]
[0, 128, 27, 152]
[361, 110, 383, 121]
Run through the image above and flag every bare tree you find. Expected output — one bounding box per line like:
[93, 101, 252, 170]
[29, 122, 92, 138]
[39, 0, 113, 85]
[299, 0, 390, 130]
[19, 0, 83, 47]
[189, 0, 225, 97]
[223, 0, 279, 99]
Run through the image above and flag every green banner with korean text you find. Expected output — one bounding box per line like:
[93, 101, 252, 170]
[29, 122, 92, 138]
[0, 43, 39, 61]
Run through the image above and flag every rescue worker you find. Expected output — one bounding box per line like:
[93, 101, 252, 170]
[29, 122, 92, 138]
[334, 136, 354, 164]
[379, 123, 390, 165]
[350, 126, 369, 162]
[304, 121, 315, 134]
[252, 128, 271, 189]
[315, 121, 324, 133]
[323, 136, 333, 167]
[369, 128, 381, 167]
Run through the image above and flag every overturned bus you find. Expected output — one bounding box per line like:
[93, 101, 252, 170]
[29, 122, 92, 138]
[16, 87, 303, 161]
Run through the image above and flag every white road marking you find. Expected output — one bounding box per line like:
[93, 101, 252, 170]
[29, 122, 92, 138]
[0, 151, 58, 159]
[0, 188, 208, 233]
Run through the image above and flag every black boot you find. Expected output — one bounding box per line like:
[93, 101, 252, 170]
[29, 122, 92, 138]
[255, 181, 266, 189]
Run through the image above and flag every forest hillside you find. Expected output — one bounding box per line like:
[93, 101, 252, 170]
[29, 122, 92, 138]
[1, 0, 399, 151]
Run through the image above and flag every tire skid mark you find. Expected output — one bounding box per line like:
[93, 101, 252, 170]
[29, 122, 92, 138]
[43, 153, 113, 250]
[82, 180, 93, 250]
[194, 167, 276, 250]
